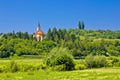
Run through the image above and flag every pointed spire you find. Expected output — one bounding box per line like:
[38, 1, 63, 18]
[37, 23, 41, 31]
[33, 23, 44, 41]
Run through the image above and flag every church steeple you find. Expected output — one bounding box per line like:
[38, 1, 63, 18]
[33, 23, 44, 41]
[37, 23, 41, 31]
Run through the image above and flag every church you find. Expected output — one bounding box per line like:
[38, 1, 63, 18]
[33, 23, 44, 41]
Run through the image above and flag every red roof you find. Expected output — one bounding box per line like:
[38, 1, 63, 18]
[35, 30, 44, 35]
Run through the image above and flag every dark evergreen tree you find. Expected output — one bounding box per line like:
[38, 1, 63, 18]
[52, 27, 57, 34]
[16, 32, 22, 38]
[23, 32, 29, 39]
[62, 29, 67, 40]
[46, 28, 52, 40]
[12, 31, 16, 38]
[81, 21, 85, 30]
[78, 21, 81, 29]
[3, 34, 7, 39]
[58, 29, 62, 39]
[52, 27, 58, 41]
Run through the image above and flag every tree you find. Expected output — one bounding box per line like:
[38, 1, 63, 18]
[78, 21, 85, 30]
[12, 31, 16, 38]
[81, 21, 85, 30]
[0, 45, 11, 58]
[78, 21, 81, 29]
[45, 28, 52, 40]
[58, 29, 62, 40]
[16, 32, 22, 38]
[23, 32, 29, 39]
[70, 34, 76, 42]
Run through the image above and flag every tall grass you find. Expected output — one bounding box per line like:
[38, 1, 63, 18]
[0, 68, 120, 80]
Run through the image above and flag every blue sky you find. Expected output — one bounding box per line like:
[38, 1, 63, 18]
[0, 0, 120, 33]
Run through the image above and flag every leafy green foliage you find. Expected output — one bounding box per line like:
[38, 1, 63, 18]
[0, 59, 47, 73]
[0, 37, 57, 58]
[46, 47, 75, 71]
[85, 55, 107, 68]
[108, 56, 120, 67]
[9, 60, 18, 72]
[75, 64, 86, 70]
[1, 27, 120, 59]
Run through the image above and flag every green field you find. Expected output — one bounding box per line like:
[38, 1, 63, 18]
[0, 59, 120, 80]
[0, 68, 120, 80]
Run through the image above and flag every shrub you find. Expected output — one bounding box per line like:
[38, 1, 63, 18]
[85, 55, 107, 68]
[51, 65, 66, 71]
[39, 63, 47, 70]
[94, 55, 107, 68]
[106, 60, 113, 67]
[9, 60, 18, 72]
[0, 51, 10, 58]
[85, 55, 94, 68]
[0, 65, 10, 73]
[0, 60, 47, 73]
[18, 63, 40, 72]
[108, 56, 120, 67]
[0, 66, 4, 73]
[19, 64, 34, 72]
[75, 64, 86, 70]
[46, 47, 75, 71]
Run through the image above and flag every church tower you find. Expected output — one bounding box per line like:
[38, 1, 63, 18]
[33, 23, 44, 41]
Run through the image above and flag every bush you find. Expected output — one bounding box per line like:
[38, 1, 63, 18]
[0, 64, 10, 73]
[108, 56, 120, 67]
[18, 63, 42, 72]
[0, 61, 47, 73]
[75, 64, 86, 70]
[94, 55, 107, 68]
[0, 66, 4, 73]
[9, 60, 18, 72]
[19, 64, 34, 72]
[0, 51, 10, 58]
[85, 55, 107, 68]
[51, 65, 66, 71]
[106, 60, 113, 67]
[46, 47, 75, 71]
[39, 63, 47, 70]
[85, 55, 94, 68]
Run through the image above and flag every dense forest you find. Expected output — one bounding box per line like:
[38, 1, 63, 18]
[0, 25, 120, 58]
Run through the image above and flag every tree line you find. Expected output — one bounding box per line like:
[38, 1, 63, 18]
[0, 21, 120, 58]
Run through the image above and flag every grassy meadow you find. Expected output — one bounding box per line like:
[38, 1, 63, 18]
[0, 68, 120, 80]
[0, 59, 120, 80]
